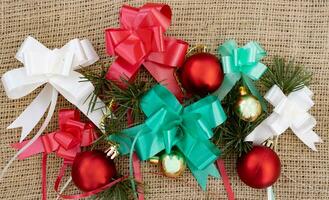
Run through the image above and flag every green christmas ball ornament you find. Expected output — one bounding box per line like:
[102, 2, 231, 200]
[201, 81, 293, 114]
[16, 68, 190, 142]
[159, 150, 186, 178]
[234, 86, 262, 122]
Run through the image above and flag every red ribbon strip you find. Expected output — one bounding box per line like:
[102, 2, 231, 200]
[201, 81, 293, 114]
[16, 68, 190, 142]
[105, 3, 189, 100]
[12, 109, 98, 200]
[216, 158, 235, 200]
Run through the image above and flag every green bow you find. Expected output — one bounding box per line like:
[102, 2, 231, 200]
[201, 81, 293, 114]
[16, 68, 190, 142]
[108, 84, 227, 190]
[213, 40, 268, 111]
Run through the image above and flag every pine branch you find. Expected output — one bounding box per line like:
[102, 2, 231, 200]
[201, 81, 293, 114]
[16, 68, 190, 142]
[261, 57, 312, 95]
[82, 67, 155, 137]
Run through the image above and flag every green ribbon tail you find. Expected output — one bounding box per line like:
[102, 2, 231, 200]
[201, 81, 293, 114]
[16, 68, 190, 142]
[213, 73, 241, 101]
[242, 74, 268, 112]
[128, 130, 143, 200]
[108, 124, 144, 155]
[188, 162, 220, 191]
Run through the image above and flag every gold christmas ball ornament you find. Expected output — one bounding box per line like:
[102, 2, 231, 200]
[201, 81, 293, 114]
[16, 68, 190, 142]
[159, 150, 186, 178]
[234, 86, 262, 122]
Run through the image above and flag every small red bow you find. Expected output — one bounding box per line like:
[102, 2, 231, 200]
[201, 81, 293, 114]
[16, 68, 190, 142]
[105, 3, 188, 100]
[12, 109, 97, 162]
[12, 109, 98, 200]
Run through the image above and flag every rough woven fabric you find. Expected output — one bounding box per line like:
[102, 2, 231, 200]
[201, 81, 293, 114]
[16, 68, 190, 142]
[1, 0, 328, 199]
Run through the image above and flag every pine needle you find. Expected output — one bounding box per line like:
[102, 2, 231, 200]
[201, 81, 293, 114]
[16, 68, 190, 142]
[261, 57, 312, 95]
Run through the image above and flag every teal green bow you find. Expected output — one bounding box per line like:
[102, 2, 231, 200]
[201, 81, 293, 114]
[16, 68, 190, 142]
[108, 84, 227, 190]
[213, 40, 268, 111]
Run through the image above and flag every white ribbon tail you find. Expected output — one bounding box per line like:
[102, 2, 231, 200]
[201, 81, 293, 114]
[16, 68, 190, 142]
[291, 115, 322, 151]
[8, 84, 54, 142]
[245, 121, 275, 144]
[50, 71, 106, 129]
[267, 186, 275, 200]
[0, 88, 58, 180]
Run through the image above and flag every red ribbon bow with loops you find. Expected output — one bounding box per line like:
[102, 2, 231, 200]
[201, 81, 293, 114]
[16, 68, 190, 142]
[12, 109, 98, 200]
[105, 3, 188, 100]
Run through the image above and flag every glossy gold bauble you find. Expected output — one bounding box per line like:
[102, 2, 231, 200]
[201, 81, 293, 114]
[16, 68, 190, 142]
[234, 86, 262, 122]
[159, 150, 186, 178]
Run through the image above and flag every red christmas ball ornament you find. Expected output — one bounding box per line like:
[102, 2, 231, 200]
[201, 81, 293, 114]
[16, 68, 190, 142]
[237, 146, 281, 189]
[71, 151, 116, 192]
[179, 52, 223, 96]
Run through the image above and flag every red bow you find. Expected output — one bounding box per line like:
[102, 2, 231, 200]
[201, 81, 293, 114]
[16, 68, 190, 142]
[12, 109, 98, 200]
[12, 109, 97, 162]
[105, 3, 188, 100]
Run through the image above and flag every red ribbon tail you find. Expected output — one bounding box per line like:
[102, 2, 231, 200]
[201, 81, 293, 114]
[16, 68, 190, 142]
[216, 158, 235, 200]
[54, 162, 69, 195]
[42, 153, 48, 200]
[133, 153, 144, 200]
[143, 61, 184, 101]
[105, 57, 141, 87]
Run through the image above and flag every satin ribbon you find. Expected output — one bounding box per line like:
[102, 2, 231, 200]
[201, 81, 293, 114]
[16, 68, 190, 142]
[245, 85, 322, 150]
[216, 159, 235, 200]
[11, 109, 98, 200]
[108, 84, 227, 190]
[105, 3, 188, 100]
[213, 40, 268, 110]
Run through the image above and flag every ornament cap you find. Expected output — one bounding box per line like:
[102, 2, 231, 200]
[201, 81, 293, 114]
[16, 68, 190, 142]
[239, 86, 248, 96]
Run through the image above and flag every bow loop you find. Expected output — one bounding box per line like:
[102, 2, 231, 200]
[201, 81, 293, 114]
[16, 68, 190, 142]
[141, 84, 183, 117]
[41, 134, 59, 154]
[81, 123, 98, 146]
[58, 109, 81, 129]
[54, 131, 80, 150]
[135, 3, 171, 30]
[23, 49, 73, 76]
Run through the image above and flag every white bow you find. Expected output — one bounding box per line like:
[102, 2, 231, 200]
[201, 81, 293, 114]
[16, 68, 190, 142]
[1, 36, 105, 142]
[245, 85, 322, 151]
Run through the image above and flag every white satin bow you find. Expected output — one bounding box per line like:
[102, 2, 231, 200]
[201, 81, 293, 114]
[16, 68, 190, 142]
[1, 36, 105, 142]
[245, 85, 322, 151]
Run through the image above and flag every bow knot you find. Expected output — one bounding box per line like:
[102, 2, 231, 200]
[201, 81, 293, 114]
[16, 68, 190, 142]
[12, 109, 98, 162]
[214, 40, 268, 110]
[220, 40, 267, 79]
[109, 85, 227, 190]
[24, 48, 74, 77]
[245, 85, 322, 151]
[105, 3, 188, 100]
[2, 36, 104, 142]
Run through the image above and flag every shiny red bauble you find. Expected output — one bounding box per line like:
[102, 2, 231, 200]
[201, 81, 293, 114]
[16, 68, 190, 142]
[237, 146, 281, 189]
[71, 151, 116, 192]
[179, 52, 223, 96]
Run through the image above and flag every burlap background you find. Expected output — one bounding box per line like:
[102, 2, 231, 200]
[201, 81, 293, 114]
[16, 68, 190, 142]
[1, 0, 328, 199]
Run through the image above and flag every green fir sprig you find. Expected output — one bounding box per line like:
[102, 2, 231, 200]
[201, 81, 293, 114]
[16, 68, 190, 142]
[82, 67, 155, 136]
[261, 57, 312, 95]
